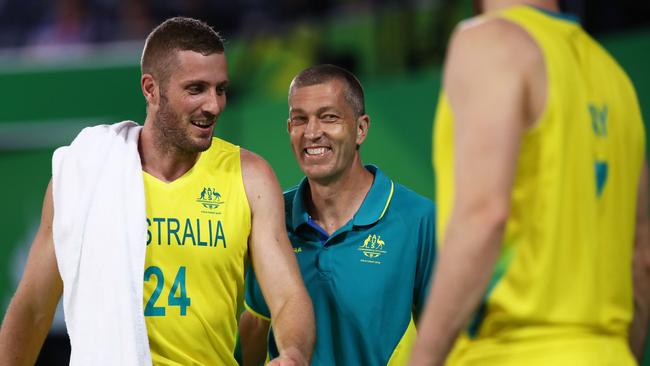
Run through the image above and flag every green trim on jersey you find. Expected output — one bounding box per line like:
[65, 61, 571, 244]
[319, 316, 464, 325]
[529, 5, 580, 24]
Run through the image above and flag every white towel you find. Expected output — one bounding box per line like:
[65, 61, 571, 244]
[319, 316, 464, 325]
[52, 121, 152, 366]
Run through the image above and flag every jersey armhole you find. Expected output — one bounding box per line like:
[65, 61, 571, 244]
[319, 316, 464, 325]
[244, 301, 271, 321]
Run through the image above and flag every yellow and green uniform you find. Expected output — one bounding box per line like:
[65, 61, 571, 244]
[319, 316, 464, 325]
[434, 5, 645, 365]
[143, 137, 250, 365]
[245, 165, 436, 365]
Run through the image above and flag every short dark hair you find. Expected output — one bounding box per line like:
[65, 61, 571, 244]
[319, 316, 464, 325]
[289, 64, 366, 118]
[141, 17, 225, 87]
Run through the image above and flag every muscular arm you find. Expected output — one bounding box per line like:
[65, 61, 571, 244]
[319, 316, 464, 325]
[409, 19, 543, 366]
[630, 162, 650, 361]
[239, 310, 271, 366]
[241, 149, 315, 365]
[0, 181, 63, 365]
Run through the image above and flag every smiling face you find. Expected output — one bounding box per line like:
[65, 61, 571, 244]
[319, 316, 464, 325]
[146, 49, 229, 154]
[288, 79, 369, 184]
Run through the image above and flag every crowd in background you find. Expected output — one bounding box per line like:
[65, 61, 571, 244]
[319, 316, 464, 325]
[0, 0, 648, 66]
[0, 0, 446, 48]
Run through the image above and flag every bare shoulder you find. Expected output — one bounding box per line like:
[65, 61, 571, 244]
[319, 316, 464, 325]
[240, 148, 277, 182]
[447, 16, 541, 72]
[240, 148, 283, 207]
[452, 16, 539, 53]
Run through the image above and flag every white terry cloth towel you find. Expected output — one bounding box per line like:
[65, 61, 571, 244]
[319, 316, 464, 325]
[52, 121, 152, 366]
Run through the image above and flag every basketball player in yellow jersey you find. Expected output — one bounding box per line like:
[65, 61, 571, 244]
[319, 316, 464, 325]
[410, 1, 650, 366]
[0, 18, 315, 365]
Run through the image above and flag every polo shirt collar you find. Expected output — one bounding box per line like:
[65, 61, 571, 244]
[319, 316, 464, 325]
[353, 165, 394, 226]
[291, 165, 394, 230]
[291, 176, 311, 230]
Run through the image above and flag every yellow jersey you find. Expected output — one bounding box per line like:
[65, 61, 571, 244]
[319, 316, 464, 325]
[143, 137, 251, 365]
[434, 5, 645, 364]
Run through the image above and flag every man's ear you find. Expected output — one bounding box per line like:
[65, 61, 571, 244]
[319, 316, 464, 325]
[141, 74, 159, 107]
[355, 114, 370, 146]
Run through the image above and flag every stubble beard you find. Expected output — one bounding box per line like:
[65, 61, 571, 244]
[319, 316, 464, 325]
[153, 93, 211, 156]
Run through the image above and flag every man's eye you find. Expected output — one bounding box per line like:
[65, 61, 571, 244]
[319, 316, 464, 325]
[321, 114, 338, 122]
[216, 86, 227, 95]
[290, 116, 307, 125]
[188, 85, 203, 94]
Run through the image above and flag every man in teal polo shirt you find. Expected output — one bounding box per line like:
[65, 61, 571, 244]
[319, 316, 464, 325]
[239, 64, 436, 365]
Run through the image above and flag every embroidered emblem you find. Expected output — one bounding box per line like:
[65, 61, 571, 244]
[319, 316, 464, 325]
[358, 234, 386, 264]
[196, 187, 225, 211]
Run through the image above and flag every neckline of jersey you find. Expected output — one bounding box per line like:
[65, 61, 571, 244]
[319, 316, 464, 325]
[527, 5, 580, 24]
[142, 151, 207, 190]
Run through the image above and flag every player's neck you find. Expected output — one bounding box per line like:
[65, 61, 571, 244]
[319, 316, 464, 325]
[139, 123, 200, 183]
[482, 0, 559, 13]
[306, 160, 373, 236]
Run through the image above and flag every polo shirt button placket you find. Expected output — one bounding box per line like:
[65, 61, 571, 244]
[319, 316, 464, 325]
[315, 247, 332, 279]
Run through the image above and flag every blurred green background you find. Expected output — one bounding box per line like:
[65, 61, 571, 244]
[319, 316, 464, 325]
[0, 0, 649, 364]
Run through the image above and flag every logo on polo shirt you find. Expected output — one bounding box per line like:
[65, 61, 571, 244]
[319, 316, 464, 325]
[358, 234, 387, 264]
[196, 187, 225, 211]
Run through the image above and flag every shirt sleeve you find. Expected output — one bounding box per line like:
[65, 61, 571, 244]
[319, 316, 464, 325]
[413, 201, 437, 320]
[244, 264, 272, 320]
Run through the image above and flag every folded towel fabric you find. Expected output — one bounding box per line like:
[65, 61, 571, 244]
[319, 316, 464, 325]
[52, 121, 152, 365]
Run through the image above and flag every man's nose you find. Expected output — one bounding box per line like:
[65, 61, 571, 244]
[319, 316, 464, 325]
[203, 89, 224, 116]
[304, 118, 323, 140]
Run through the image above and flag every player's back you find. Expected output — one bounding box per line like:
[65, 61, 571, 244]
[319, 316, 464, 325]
[434, 5, 645, 365]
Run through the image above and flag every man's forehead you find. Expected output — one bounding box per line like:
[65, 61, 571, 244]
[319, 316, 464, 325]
[290, 81, 346, 102]
[174, 49, 226, 67]
[289, 87, 353, 116]
[292, 79, 345, 93]
[168, 50, 228, 81]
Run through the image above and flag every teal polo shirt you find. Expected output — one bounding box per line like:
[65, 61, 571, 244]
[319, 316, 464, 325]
[244, 165, 436, 365]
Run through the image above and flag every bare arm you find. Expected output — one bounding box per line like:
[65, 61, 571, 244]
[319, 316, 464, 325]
[0, 181, 63, 365]
[241, 149, 315, 366]
[239, 310, 271, 366]
[409, 19, 542, 366]
[630, 162, 650, 361]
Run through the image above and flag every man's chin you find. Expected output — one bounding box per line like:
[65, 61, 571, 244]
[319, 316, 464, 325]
[192, 137, 213, 152]
[303, 166, 337, 183]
